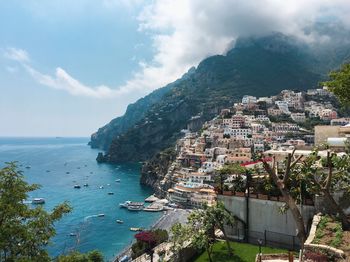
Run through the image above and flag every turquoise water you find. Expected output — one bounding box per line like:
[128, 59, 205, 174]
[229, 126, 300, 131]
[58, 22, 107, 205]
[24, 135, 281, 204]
[0, 137, 161, 260]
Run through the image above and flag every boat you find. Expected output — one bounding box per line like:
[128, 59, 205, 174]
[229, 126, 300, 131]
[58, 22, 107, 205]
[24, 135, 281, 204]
[99, 186, 104, 189]
[74, 185, 81, 189]
[25, 166, 31, 169]
[98, 214, 105, 217]
[116, 219, 124, 224]
[115, 179, 121, 182]
[83, 183, 89, 187]
[127, 205, 143, 211]
[119, 201, 144, 208]
[108, 192, 114, 195]
[66, 172, 70, 174]
[107, 183, 110, 186]
[130, 227, 143, 232]
[143, 204, 163, 212]
[46, 170, 50, 172]
[32, 198, 45, 204]
[69, 233, 77, 237]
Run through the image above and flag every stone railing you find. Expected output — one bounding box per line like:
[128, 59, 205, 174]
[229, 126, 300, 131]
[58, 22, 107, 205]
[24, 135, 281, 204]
[220, 191, 314, 205]
[304, 214, 346, 260]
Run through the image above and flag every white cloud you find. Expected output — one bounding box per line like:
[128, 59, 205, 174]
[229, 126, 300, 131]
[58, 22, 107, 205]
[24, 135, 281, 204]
[4, 1, 350, 100]
[4, 48, 30, 63]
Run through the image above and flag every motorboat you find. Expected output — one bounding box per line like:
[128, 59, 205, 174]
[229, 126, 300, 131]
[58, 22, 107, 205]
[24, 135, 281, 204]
[127, 205, 143, 211]
[130, 227, 143, 232]
[69, 233, 77, 237]
[74, 185, 81, 189]
[99, 186, 104, 189]
[115, 179, 121, 182]
[98, 214, 105, 217]
[119, 201, 144, 208]
[83, 183, 89, 187]
[108, 192, 114, 195]
[25, 166, 31, 169]
[143, 204, 163, 212]
[32, 198, 45, 204]
[116, 219, 124, 224]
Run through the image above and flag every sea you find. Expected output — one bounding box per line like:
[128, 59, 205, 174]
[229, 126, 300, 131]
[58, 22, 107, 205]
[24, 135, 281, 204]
[0, 137, 162, 261]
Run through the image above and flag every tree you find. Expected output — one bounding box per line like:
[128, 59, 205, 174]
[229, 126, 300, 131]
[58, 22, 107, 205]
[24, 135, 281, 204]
[206, 202, 235, 256]
[170, 223, 190, 261]
[0, 162, 72, 262]
[57, 250, 103, 262]
[216, 164, 246, 194]
[300, 150, 350, 229]
[172, 202, 235, 262]
[261, 151, 307, 244]
[321, 63, 350, 107]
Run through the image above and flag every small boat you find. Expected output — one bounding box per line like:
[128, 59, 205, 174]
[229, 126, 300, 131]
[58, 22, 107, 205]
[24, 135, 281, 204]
[116, 219, 124, 224]
[143, 204, 163, 212]
[74, 185, 81, 189]
[108, 192, 114, 195]
[46, 170, 50, 173]
[127, 205, 143, 211]
[83, 183, 89, 187]
[119, 201, 144, 208]
[32, 198, 45, 204]
[69, 233, 77, 237]
[130, 227, 143, 232]
[99, 186, 104, 189]
[107, 183, 110, 186]
[66, 172, 70, 174]
[25, 166, 31, 169]
[97, 214, 105, 217]
[115, 179, 121, 182]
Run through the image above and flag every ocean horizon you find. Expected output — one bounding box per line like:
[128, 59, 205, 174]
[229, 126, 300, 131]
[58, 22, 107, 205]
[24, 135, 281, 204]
[0, 137, 161, 260]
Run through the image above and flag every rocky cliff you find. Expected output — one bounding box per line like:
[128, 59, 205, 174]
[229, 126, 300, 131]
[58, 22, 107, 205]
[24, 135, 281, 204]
[90, 32, 350, 191]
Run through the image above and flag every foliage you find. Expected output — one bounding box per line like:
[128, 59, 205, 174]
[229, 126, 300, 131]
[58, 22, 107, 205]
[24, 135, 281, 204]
[170, 223, 191, 261]
[192, 241, 287, 262]
[0, 162, 72, 262]
[313, 215, 344, 248]
[321, 63, 350, 107]
[298, 117, 328, 131]
[57, 250, 104, 262]
[299, 150, 350, 229]
[172, 202, 234, 262]
[131, 229, 168, 259]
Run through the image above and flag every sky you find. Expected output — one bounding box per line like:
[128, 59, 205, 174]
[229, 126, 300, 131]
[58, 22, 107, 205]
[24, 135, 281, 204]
[1, 0, 350, 137]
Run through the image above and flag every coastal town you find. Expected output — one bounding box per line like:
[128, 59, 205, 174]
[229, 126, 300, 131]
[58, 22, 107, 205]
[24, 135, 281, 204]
[161, 87, 349, 209]
[120, 86, 350, 262]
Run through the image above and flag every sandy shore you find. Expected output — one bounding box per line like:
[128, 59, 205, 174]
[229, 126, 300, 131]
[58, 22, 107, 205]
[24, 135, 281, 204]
[112, 209, 191, 261]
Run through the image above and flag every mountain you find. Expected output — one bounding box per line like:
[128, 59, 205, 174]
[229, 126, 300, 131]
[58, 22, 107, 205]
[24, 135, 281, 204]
[91, 33, 350, 163]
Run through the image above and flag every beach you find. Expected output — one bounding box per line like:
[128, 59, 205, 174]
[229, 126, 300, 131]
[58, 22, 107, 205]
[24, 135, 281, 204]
[113, 208, 191, 261]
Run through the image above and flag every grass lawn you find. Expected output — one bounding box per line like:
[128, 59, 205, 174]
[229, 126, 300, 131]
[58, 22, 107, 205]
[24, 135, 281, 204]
[192, 241, 287, 262]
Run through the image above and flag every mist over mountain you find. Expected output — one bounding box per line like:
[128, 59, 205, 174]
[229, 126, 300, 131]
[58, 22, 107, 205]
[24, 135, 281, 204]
[90, 32, 350, 162]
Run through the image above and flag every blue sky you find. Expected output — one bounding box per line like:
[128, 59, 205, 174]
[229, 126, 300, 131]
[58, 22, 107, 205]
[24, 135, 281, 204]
[0, 1, 155, 136]
[1, 0, 349, 137]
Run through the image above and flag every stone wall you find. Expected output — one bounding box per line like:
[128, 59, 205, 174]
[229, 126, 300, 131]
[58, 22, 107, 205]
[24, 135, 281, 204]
[219, 195, 316, 248]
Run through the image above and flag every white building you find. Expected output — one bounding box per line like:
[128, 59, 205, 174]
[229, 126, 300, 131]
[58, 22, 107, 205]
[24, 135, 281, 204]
[291, 113, 306, 123]
[242, 95, 257, 105]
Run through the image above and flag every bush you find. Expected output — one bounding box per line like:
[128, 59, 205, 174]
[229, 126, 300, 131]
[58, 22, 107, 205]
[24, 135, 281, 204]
[131, 229, 169, 259]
